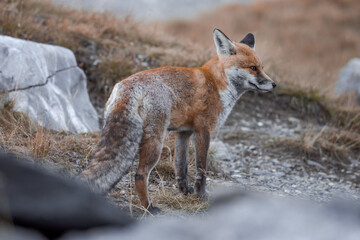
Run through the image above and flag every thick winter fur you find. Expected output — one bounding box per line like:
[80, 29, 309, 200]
[80, 29, 276, 213]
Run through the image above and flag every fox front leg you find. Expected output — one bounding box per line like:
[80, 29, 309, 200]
[175, 131, 194, 195]
[194, 129, 210, 199]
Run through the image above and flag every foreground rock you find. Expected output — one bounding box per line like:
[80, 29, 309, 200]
[335, 58, 360, 104]
[0, 153, 132, 239]
[0, 36, 99, 133]
[62, 192, 360, 240]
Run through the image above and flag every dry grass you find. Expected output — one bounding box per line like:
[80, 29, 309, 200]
[110, 179, 209, 217]
[153, 188, 209, 213]
[0, 101, 100, 171]
[29, 126, 52, 159]
[282, 127, 360, 161]
[332, 108, 360, 133]
[274, 96, 360, 162]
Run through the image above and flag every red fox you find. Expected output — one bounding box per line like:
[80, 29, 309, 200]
[80, 29, 276, 213]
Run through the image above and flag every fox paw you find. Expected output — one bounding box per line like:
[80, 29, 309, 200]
[179, 185, 194, 195]
[147, 204, 162, 215]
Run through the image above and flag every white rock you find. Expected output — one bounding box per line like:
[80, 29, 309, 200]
[335, 58, 360, 104]
[0, 36, 99, 133]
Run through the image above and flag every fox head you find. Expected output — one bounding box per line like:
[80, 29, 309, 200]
[213, 28, 276, 93]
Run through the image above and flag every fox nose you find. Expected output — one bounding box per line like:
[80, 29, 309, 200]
[272, 82, 277, 88]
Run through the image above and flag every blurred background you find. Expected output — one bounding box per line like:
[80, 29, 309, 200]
[52, 0, 255, 20]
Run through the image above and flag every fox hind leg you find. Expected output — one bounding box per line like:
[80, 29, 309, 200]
[194, 129, 210, 199]
[175, 131, 194, 195]
[135, 128, 166, 214]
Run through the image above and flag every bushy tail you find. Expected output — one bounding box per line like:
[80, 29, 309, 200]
[79, 98, 143, 193]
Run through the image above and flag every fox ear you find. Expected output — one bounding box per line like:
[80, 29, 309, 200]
[240, 33, 255, 49]
[213, 28, 236, 56]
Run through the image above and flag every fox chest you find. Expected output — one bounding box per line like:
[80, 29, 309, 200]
[216, 84, 245, 130]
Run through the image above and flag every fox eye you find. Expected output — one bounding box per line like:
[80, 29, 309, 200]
[249, 66, 257, 71]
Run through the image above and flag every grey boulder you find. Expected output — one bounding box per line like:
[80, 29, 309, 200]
[62, 193, 360, 240]
[0, 36, 99, 133]
[335, 58, 360, 104]
[0, 152, 133, 239]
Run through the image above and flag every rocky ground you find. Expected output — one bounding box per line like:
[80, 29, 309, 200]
[210, 91, 360, 202]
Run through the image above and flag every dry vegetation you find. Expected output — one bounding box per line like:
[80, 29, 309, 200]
[0, 100, 99, 173]
[274, 111, 360, 160]
[1, 0, 360, 213]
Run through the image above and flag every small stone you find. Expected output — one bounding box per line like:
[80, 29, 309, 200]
[249, 145, 256, 151]
[289, 117, 300, 122]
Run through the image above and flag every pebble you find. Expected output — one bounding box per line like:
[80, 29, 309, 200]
[249, 145, 256, 151]
[307, 160, 325, 170]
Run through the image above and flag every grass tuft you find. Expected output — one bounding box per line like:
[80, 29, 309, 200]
[275, 126, 360, 162]
[153, 188, 209, 213]
[0, 100, 100, 171]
